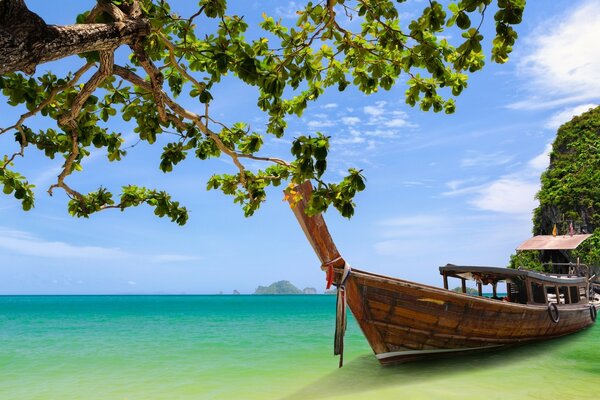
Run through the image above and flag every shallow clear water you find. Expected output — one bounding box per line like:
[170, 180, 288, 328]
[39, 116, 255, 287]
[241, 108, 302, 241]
[0, 295, 598, 399]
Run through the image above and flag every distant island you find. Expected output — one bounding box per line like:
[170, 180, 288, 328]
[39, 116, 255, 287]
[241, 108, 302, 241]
[452, 286, 478, 295]
[254, 280, 318, 294]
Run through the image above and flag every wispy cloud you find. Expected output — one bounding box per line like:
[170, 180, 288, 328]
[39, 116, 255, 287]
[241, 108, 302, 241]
[374, 212, 468, 256]
[364, 101, 387, 117]
[0, 228, 201, 263]
[275, 2, 301, 19]
[304, 101, 417, 157]
[341, 116, 361, 126]
[307, 119, 335, 129]
[527, 143, 552, 171]
[545, 103, 598, 130]
[0, 228, 126, 259]
[460, 151, 513, 168]
[442, 178, 488, 197]
[509, 1, 600, 109]
[469, 178, 539, 215]
[443, 145, 551, 216]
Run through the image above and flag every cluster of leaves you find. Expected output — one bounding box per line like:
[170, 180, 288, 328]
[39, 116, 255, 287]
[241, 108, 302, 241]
[508, 250, 543, 272]
[0, 163, 35, 211]
[0, 0, 525, 223]
[67, 185, 188, 225]
[572, 231, 600, 270]
[534, 106, 600, 234]
[510, 106, 600, 272]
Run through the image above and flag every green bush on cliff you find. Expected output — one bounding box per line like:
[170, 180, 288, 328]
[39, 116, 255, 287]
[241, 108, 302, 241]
[534, 106, 600, 235]
[511, 105, 600, 270]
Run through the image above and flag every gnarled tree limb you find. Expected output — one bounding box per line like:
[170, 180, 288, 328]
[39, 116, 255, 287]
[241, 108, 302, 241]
[0, 0, 149, 75]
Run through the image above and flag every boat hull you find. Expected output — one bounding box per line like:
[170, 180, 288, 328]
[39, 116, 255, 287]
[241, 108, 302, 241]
[341, 268, 598, 365]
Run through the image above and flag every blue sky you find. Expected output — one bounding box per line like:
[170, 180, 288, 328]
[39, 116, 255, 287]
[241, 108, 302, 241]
[1, 1, 600, 294]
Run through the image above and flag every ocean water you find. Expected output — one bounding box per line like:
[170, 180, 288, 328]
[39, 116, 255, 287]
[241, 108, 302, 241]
[0, 295, 598, 400]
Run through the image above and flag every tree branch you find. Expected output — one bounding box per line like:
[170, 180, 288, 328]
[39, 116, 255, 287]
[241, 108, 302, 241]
[0, 0, 149, 75]
[49, 51, 115, 199]
[0, 62, 94, 171]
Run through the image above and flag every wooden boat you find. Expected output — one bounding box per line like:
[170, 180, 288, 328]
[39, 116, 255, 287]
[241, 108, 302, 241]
[288, 182, 600, 365]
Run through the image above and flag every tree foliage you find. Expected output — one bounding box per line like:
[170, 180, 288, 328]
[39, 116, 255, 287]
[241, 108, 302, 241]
[510, 106, 600, 271]
[533, 106, 600, 236]
[0, 0, 525, 223]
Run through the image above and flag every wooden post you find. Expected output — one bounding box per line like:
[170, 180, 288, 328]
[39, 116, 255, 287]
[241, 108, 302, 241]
[565, 286, 571, 304]
[461, 278, 467, 294]
[555, 286, 561, 304]
[477, 282, 483, 296]
[443, 272, 448, 290]
[492, 282, 497, 298]
[525, 279, 533, 304]
[507, 283, 511, 301]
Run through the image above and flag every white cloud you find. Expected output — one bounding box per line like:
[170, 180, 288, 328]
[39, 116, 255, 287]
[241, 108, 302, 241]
[444, 144, 552, 215]
[506, 94, 596, 111]
[442, 178, 488, 197]
[0, 228, 126, 259]
[363, 129, 400, 139]
[0, 228, 201, 263]
[332, 136, 365, 145]
[275, 2, 300, 19]
[545, 103, 598, 130]
[322, 103, 338, 109]
[469, 178, 538, 215]
[363, 101, 387, 117]
[512, 1, 600, 109]
[528, 143, 552, 172]
[341, 116, 361, 126]
[310, 101, 416, 155]
[382, 118, 409, 128]
[460, 151, 513, 168]
[399, 181, 428, 187]
[307, 119, 335, 128]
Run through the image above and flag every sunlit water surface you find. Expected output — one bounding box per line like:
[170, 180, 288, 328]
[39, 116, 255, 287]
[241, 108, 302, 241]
[1, 295, 598, 399]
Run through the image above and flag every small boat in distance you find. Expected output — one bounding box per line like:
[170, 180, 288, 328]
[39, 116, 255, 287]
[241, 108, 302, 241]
[288, 182, 600, 365]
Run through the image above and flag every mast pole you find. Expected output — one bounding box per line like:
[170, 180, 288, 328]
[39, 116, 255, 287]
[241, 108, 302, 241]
[286, 181, 346, 272]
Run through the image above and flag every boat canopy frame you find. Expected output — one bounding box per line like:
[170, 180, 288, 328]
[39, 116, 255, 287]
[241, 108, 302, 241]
[439, 264, 587, 285]
[439, 264, 589, 305]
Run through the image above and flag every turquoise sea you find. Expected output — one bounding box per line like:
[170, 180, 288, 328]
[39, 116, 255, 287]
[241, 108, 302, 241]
[1, 295, 598, 399]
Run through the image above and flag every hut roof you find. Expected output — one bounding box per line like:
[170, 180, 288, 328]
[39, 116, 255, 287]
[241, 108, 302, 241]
[516, 234, 592, 251]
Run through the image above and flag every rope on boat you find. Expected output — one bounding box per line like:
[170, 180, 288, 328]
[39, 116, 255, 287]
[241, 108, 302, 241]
[334, 262, 352, 368]
[322, 256, 343, 289]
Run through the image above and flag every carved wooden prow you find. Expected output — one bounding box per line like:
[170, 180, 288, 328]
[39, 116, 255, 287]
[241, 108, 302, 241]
[287, 181, 346, 271]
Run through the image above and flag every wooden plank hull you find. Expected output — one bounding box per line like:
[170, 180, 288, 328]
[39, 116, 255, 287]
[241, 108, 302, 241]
[342, 268, 599, 365]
